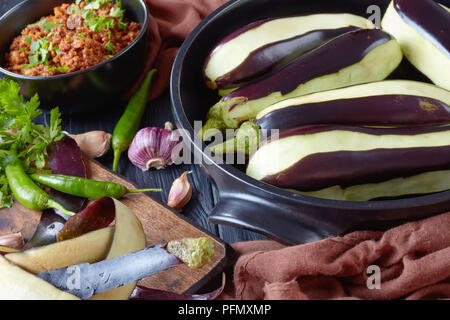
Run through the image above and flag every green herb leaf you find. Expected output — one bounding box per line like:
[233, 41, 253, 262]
[25, 37, 53, 69]
[0, 79, 61, 207]
[109, 6, 122, 18]
[0, 174, 13, 209]
[57, 65, 68, 73]
[69, 4, 81, 15]
[49, 107, 64, 142]
[74, 32, 86, 39]
[104, 41, 115, 52]
[117, 17, 128, 30]
[24, 35, 32, 44]
[28, 18, 62, 31]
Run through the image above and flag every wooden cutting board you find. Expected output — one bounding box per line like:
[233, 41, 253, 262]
[0, 157, 234, 295]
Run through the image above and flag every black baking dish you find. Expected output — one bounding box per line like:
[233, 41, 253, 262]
[170, 0, 450, 245]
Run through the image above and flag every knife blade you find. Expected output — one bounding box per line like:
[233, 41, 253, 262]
[37, 243, 181, 300]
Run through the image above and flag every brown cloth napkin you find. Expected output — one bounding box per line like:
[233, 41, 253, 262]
[220, 211, 450, 300]
[131, 0, 228, 100]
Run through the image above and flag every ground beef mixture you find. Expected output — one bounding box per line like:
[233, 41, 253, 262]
[4, 0, 140, 76]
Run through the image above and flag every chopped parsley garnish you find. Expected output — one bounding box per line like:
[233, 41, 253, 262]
[79, 0, 128, 32]
[85, 16, 115, 32]
[0, 79, 64, 208]
[117, 17, 129, 30]
[74, 32, 87, 39]
[24, 35, 32, 44]
[48, 65, 68, 73]
[22, 37, 52, 70]
[28, 18, 63, 31]
[69, 4, 82, 15]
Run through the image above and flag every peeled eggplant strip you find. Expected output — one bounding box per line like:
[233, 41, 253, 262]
[90, 199, 146, 300]
[214, 29, 402, 130]
[0, 255, 79, 300]
[381, 0, 450, 90]
[255, 80, 450, 130]
[247, 125, 450, 198]
[204, 14, 374, 89]
[296, 170, 450, 201]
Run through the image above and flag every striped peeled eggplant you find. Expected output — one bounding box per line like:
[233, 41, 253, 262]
[200, 29, 403, 139]
[381, 0, 450, 90]
[255, 80, 450, 131]
[246, 125, 450, 201]
[203, 13, 374, 91]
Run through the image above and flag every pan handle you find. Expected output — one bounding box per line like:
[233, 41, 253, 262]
[208, 194, 335, 245]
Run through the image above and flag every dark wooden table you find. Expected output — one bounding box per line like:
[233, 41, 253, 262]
[0, 0, 268, 244]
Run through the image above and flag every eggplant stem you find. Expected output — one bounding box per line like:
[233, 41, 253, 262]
[199, 118, 225, 141]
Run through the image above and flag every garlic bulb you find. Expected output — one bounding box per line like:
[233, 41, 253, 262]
[64, 130, 112, 158]
[167, 171, 192, 211]
[128, 122, 182, 171]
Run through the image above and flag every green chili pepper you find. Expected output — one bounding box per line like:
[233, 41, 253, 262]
[4, 155, 75, 216]
[30, 173, 162, 199]
[112, 69, 157, 172]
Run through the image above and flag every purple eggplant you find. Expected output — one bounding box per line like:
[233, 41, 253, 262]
[203, 13, 374, 90]
[246, 125, 450, 201]
[255, 80, 450, 131]
[22, 138, 87, 249]
[130, 273, 225, 300]
[381, 0, 450, 90]
[47, 138, 87, 213]
[200, 29, 402, 138]
[57, 197, 116, 242]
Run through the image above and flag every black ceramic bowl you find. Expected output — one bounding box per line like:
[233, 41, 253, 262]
[0, 0, 149, 112]
[171, 0, 450, 245]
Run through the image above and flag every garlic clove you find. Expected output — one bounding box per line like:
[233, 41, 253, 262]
[128, 123, 182, 171]
[65, 130, 112, 158]
[0, 232, 24, 250]
[167, 171, 192, 211]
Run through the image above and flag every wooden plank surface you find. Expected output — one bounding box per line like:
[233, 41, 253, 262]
[0, 157, 232, 295]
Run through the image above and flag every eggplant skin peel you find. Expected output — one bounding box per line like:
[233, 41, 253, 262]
[255, 80, 450, 131]
[246, 125, 450, 201]
[217, 29, 402, 129]
[381, 0, 450, 90]
[203, 13, 374, 90]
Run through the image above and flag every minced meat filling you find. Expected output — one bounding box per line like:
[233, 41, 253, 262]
[4, 0, 140, 77]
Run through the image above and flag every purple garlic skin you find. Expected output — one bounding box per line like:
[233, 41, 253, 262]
[128, 124, 182, 171]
